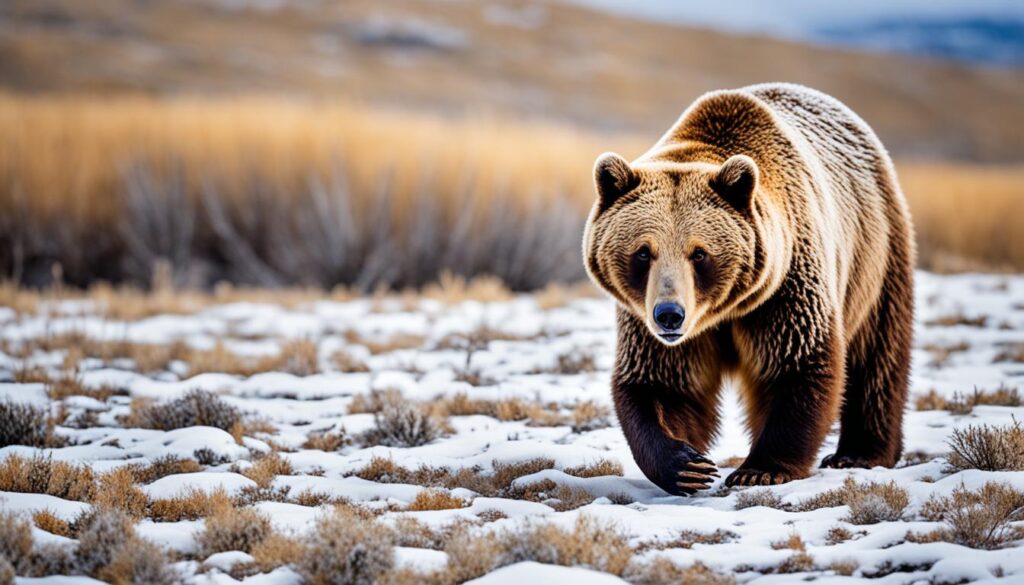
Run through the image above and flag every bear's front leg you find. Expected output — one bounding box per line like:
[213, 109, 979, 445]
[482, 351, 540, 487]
[727, 326, 844, 487]
[613, 380, 721, 495]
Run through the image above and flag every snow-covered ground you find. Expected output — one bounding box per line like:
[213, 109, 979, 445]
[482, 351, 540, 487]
[1, 271, 1023, 583]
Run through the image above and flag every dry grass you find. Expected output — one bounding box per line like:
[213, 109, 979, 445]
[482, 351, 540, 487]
[127, 455, 204, 484]
[407, 489, 469, 511]
[921, 341, 970, 368]
[32, 510, 71, 537]
[735, 488, 787, 510]
[0, 454, 97, 502]
[902, 163, 1024, 272]
[913, 385, 1021, 413]
[352, 455, 604, 509]
[432, 392, 610, 431]
[993, 342, 1024, 363]
[797, 477, 909, 524]
[946, 418, 1024, 472]
[303, 429, 351, 452]
[638, 529, 738, 552]
[825, 526, 857, 545]
[94, 467, 148, 519]
[919, 482, 1024, 549]
[243, 453, 294, 489]
[147, 488, 233, 522]
[563, 459, 624, 478]
[0, 93, 595, 290]
[625, 558, 736, 585]
[455, 515, 633, 581]
[197, 505, 272, 556]
[332, 349, 370, 373]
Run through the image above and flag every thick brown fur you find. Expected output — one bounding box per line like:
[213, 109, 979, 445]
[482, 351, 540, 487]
[583, 83, 914, 495]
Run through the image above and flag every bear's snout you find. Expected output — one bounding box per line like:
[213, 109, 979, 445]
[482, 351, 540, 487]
[653, 302, 685, 336]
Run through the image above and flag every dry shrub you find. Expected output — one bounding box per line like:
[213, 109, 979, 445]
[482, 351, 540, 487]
[332, 349, 370, 373]
[344, 332, 426, 355]
[563, 459, 623, 478]
[921, 341, 970, 368]
[431, 393, 607, 431]
[362, 399, 446, 448]
[532, 349, 598, 374]
[273, 339, 320, 376]
[353, 456, 581, 502]
[96, 537, 177, 585]
[198, 505, 272, 556]
[32, 510, 71, 537]
[129, 455, 204, 484]
[639, 529, 738, 552]
[625, 558, 735, 585]
[148, 487, 233, 522]
[0, 399, 51, 448]
[408, 489, 469, 511]
[914, 386, 1021, 413]
[94, 467, 148, 518]
[919, 482, 1024, 549]
[510, 480, 595, 511]
[303, 429, 351, 452]
[925, 312, 988, 328]
[348, 389, 403, 414]
[422, 273, 513, 304]
[770, 535, 815, 573]
[125, 388, 242, 431]
[829, 559, 859, 576]
[0, 558, 13, 584]
[296, 507, 394, 585]
[25, 333, 190, 375]
[75, 507, 172, 583]
[735, 488, 787, 510]
[45, 373, 122, 402]
[825, 526, 855, 545]
[490, 458, 556, 489]
[74, 508, 176, 584]
[250, 532, 305, 572]
[946, 418, 1024, 471]
[244, 453, 294, 489]
[390, 516, 480, 551]
[443, 516, 633, 582]
[798, 477, 908, 524]
[569, 400, 612, 433]
[994, 342, 1024, 363]
[0, 454, 96, 501]
[0, 512, 32, 570]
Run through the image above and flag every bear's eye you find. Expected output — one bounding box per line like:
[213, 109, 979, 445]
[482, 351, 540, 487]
[635, 246, 652, 262]
[690, 249, 707, 263]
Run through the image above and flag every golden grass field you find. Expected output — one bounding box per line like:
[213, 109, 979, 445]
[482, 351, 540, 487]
[0, 94, 1021, 288]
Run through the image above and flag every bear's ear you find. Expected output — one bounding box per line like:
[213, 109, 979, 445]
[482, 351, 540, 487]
[711, 155, 759, 210]
[594, 152, 638, 212]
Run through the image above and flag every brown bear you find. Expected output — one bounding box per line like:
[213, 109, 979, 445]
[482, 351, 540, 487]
[583, 83, 914, 495]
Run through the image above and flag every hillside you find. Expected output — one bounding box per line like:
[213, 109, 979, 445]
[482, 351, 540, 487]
[1, 0, 1023, 162]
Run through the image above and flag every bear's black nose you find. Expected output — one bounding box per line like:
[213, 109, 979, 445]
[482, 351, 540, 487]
[654, 302, 685, 331]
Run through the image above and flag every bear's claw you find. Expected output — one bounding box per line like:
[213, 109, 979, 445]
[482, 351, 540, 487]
[671, 454, 719, 495]
[725, 468, 791, 487]
[820, 453, 878, 469]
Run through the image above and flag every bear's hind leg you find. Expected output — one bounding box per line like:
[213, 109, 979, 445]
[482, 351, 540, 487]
[822, 267, 913, 469]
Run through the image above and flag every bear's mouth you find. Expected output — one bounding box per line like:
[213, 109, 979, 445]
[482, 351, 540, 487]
[658, 332, 681, 342]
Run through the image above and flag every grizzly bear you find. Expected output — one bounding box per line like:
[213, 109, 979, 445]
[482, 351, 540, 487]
[583, 83, 914, 495]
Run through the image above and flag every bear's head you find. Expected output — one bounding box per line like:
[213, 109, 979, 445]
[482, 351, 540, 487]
[583, 152, 771, 345]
